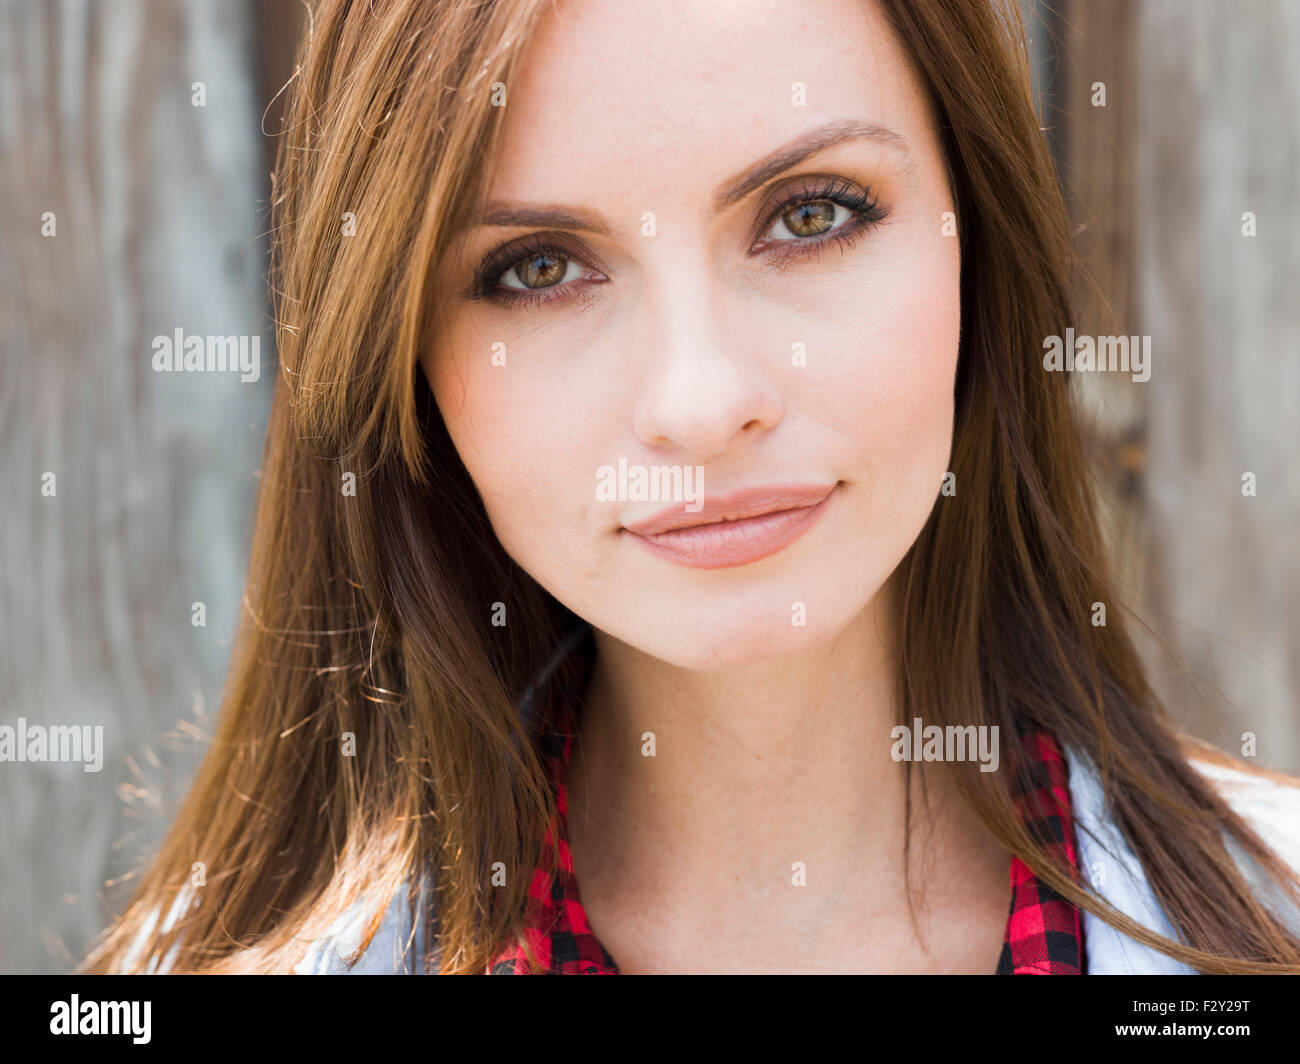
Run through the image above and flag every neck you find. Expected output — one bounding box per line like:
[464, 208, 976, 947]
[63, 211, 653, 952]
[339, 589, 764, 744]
[562, 578, 1011, 972]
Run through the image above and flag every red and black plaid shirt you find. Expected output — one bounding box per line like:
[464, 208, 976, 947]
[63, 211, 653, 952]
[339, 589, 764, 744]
[489, 696, 1085, 974]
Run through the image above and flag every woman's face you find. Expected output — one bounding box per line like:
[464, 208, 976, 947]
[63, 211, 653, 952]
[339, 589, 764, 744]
[424, 0, 961, 670]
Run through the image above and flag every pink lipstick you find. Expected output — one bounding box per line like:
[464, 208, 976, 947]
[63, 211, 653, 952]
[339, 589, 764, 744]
[622, 483, 837, 569]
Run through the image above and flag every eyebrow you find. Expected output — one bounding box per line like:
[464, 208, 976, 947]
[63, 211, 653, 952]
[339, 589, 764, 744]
[470, 119, 908, 235]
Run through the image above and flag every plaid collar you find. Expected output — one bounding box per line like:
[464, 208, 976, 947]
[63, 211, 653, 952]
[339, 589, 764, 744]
[995, 728, 1086, 974]
[489, 694, 1084, 975]
[487, 687, 617, 975]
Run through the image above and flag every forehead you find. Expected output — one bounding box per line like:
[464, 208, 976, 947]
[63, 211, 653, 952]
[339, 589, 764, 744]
[488, 0, 933, 207]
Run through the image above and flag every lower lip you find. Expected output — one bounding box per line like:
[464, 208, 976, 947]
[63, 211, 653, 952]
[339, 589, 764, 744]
[623, 487, 837, 569]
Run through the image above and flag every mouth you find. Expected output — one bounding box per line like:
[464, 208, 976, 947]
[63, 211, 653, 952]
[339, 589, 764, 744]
[621, 482, 838, 569]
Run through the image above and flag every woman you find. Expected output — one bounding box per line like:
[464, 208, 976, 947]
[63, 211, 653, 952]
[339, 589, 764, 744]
[83, 0, 1300, 974]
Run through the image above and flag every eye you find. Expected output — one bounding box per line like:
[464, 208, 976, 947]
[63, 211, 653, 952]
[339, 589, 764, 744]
[470, 233, 607, 308]
[498, 251, 585, 291]
[766, 199, 852, 240]
[751, 175, 887, 258]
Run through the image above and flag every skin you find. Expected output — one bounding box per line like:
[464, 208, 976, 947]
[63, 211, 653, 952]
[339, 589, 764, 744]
[424, 0, 1012, 973]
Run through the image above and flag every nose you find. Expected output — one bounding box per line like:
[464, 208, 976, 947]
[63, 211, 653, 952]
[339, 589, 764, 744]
[630, 267, 785, 457]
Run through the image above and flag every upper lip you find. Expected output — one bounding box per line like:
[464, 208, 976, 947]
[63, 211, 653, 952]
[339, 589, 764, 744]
[622, 483, 836, 537]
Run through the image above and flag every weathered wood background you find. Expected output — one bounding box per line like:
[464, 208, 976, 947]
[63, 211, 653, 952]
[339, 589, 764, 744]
[0, 0, 1296, 974]
[0, 0, 278, 974]
[1036, 0, 1300, 773]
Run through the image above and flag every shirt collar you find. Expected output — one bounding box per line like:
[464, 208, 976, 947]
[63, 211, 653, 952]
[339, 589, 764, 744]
[1063, 744, 1197, 974]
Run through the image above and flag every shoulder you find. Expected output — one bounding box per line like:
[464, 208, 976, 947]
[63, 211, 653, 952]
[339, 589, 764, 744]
[116, 887, 199, 974]
[118, 876, 437, 975]
[293, 877, 436, 975]
[1179, 734, 1300, 824]
[1179, 737, 1300, 908]
[1064, 739, 1300, 974]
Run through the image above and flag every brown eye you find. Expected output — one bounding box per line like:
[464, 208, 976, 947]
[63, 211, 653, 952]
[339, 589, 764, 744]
[473, 236, 608, 305]
[754, 178, 885, 253]
[781, 200, 836, 238]
[512, 252, 569, 289]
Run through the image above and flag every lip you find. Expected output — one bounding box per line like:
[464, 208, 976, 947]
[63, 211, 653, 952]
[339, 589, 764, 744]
[622, 482, 837, 569]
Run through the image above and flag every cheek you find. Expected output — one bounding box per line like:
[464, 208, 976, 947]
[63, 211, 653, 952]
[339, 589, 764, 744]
[855, 273, 958, 471]
[426, 323, 605, 564]
[811, 231, 961, 525]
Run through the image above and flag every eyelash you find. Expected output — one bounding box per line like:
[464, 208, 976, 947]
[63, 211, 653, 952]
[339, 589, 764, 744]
[469, 176, 888, 309]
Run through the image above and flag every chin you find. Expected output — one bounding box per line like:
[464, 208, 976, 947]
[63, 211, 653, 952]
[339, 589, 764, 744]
[592, 580, 878, 672]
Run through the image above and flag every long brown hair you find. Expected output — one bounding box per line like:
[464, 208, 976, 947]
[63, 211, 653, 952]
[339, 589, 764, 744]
[81, 0, 1300, 975]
